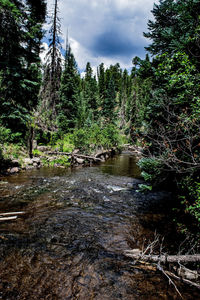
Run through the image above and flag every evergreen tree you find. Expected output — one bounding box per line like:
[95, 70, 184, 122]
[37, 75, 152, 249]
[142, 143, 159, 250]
[82, 62, 99, 122]
[102, 69, 116, 123]
[144, 0, 200, 63]
[0, 0, 46, 135]
[58, 44, 80, 132]
[97, 63, 106, 104]
[109, 63, 122, 93]
[119, 69, 130, 128]
[24, 0, 46, 111]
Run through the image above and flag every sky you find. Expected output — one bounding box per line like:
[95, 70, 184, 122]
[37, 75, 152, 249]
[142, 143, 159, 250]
[42, 0, 158, 73]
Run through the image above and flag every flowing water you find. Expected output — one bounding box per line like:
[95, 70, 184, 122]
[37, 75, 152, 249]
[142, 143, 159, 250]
[0, 152, 199, 300]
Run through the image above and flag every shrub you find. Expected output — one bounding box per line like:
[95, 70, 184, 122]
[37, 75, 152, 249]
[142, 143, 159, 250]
[178, 176, 200, 227]
[137, 157, 165, 185]
[72, 124, 122, 153]
[72, 128, 90, 151]
[0, 125, 23, 144]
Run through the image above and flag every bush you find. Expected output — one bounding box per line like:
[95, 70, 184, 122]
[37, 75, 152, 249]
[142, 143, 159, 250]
[0, 126, 11, 143]
[178, 176, 200, 227]
[53, 134, 75, 153]
[137, 157, 165, 185]
[40, 124, 123, 154]
[72, 124, 122, 153]
[72, 128, 90, 151]
[0, 125, 23, 144]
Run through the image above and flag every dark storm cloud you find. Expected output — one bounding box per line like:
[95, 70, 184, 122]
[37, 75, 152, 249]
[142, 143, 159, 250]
[46, 0, 158, 69]
[91, 29, 145, 57]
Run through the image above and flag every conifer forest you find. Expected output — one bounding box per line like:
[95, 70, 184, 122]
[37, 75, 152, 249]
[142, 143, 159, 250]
[1, 1, 200, 298]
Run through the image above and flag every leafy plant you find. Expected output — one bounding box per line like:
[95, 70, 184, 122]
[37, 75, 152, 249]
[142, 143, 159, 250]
[137, 157, 164, 185]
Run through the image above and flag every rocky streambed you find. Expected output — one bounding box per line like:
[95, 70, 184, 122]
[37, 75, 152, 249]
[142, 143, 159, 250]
[0, 152, 199, 299]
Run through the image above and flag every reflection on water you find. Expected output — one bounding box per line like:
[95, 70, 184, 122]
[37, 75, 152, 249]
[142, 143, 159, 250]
[0, 153, 198, 299]
[100, 151, 141, 178]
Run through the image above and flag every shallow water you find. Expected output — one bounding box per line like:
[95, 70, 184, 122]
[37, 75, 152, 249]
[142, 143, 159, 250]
[0, 152, 199, 299]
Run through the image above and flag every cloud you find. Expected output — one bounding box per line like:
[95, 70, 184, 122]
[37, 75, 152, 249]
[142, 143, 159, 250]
[40, 42, 48, 64]
[45, 0, 158, 71]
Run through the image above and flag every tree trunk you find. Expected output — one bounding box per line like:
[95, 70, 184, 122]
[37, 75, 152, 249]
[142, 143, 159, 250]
[28, 126, 34, 158]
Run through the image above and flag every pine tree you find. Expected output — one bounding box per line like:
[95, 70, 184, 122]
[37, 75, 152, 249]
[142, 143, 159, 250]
[24, 0, 46, 111]
[97, 63, 106, 104]
[102, 69, 116, 123]
[144, 0, 200, 62]
[119, 69, 129, 128]
[0, 0, 46, 135]
[58, 44, 80, 132]
[82, 62, 99, 122]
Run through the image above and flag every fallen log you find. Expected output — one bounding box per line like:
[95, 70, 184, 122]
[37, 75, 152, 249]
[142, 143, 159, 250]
[73, 154, 102, 161]
[43, 151, 102, 162]
[129, 256, 200, 293]
[45, 151, 71, 156]
[95, 148, 116, 158]
[0, 216, 18, 221]
[124, 250, 200, 263]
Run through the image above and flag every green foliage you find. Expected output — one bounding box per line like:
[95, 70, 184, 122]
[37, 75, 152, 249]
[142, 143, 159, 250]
[0, 146, 3, 161]
[0, 0, 46, 136]
[32, 149, 44, 157]
[136, 184, 152, 193]
[102, 71, 116, 123]
[178, 176, 200, 227]
[130, 0, 200, 233]
[72, 124, 122, 153]
[57, 45, 80, 131]
[49, 156, 70, 167]
[41, 156, 70, 167]
[154, 52, 199, 104]
[53, 134, 75, 153]
[187, 182, 200, 223]
[144, 0, 200, 62]
[2, 143, 26, 160]
[0, 125, 11, 143]
[137, 157, 164, 185]
[0, 125, 23, 143]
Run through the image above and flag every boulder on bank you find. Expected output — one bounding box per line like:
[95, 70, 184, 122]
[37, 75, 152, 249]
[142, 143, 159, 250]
[7, 167, 20, 174]
[23, 157, 41, 169]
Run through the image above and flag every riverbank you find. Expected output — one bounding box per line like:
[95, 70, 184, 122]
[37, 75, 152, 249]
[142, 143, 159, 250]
[0, 144, 121, 176]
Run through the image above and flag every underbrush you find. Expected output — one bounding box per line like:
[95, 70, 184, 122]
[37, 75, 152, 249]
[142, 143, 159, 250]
[44, 124, 125, 154]
[137, 154, 200, 238]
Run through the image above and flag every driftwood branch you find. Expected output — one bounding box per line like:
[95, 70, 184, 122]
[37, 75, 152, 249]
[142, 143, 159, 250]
[157, 263, 184, 299]
[0, 216, 18, 221]
[0, 212, 25, 216]
[165, 269, 200, 290]
[133, 263, 200, 291]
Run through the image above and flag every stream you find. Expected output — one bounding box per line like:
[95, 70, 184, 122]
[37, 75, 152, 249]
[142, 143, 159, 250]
[0, 151, 199, 299]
